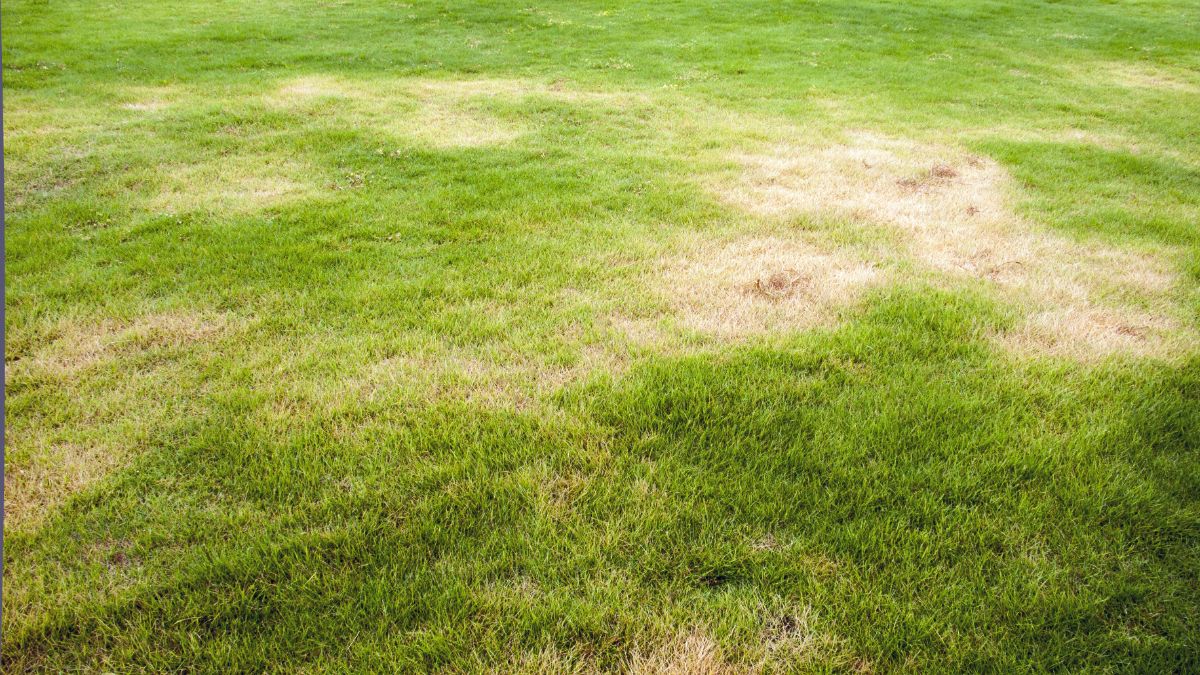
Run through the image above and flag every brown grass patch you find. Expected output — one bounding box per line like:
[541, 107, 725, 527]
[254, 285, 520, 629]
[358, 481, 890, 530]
[348, 342, 630, 412]
[662, 235, 882, 337]
[759, 607, 849, 667]
[4, 310, 233, 529]
[487, 646, 598, 675]
[121, 101, 170, 112]
[712, 132, 1193, 358]
[628, 630, 736, 675]
[626, 612, 850, 673]
[12, 310, 230, 378]
[3, 440, 119, 531]
[408, 76, 649, 105]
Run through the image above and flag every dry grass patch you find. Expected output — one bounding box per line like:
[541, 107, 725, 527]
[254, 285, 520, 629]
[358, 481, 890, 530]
[4, 310, 233, 529]
[271, 75, 528, 149]
[149, 154, 320, 214]
[627, 612, 851, 674]
[661, 235, 882, 337]
[628, 630, 737, 675]
[270, 75, 651, 149]
[995, 305, 1186, 359]
[11, 310, 231, 379]
[713, 132, 1194, 358]
[118, 86, 181, 113]
[409, 76, 650, 105]
[3, 440, 119, 531]
[1094, 61, 1199, 93]
[758, 607, 853, 670]
[962, 125, 1144, 154]
[351, 344, 630, 411]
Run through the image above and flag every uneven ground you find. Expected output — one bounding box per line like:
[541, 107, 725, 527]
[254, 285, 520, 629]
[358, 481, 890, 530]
[3, 0, 1200, 671]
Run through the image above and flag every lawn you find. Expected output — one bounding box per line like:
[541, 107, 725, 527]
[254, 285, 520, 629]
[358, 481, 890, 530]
[3, 0, 1199, 671]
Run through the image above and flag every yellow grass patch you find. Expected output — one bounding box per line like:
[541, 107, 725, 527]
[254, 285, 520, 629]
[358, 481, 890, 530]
[3, 440, 118, 531]
[4, 310, 233, 529]
[661, 235, 883, 337]
[408, 76, 650, 105]
[627, 612, 851, 673]
[149, 154, 319, 214]
[121, 101, 170, 112]
[118, 85, 181, 113]
[628, 630, 733, 675]
[13, 310, 231, 378]
[711, 132, 1194, 358]
[271, 75, 527, 149]
[347, 342, 629, 412]
[759, 607, 851, 668]
[1097, 61, 1199, 93]
[605, 312, 672, 347]
[270, 75, 649, 149]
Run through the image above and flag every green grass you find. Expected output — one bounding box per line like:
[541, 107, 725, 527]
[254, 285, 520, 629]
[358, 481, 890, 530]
[4, 0, 1200, 671]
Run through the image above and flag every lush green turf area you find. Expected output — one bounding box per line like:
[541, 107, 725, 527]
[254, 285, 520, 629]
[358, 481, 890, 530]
[4, 0, 1200, 671]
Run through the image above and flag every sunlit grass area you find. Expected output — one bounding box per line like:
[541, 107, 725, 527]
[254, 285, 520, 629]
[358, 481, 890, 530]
[4, 0, 1199, 671]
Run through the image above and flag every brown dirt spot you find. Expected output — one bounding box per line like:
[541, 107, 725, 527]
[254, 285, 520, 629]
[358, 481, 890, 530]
[661, 236, 882, 337]
[713, 132, 1193, 359]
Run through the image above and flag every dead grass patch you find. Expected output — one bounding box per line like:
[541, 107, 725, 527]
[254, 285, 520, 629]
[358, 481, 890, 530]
[962, 125, 1144, 154]
[3, 311, 232, 530]
[995, 305, 1185, 359]
[270, 75, 649, 149]
[607, 313, 671, 346]
[627, 612, 850, 674]
[759, 607, 849, 668]
[116, 85, 182, 113]
[1096, 62, 1199, 93]
[662, 235, 882, 337]
[149, 154, 319, 214]
[13, 310, 231, 378]
[408, 76, 649, 105]
[3, 440, 119, 531]
[349, 343, 630, 411]
[487, 646, 598, 675]
[121, 101, 170, 112]
[271, 75, 528, 149]
[712, 132, 1193, 358]
[628, 630, 737, 675]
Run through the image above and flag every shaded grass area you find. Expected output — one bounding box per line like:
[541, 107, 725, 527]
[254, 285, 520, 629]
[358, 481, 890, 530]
[4, 0, 1200, 671]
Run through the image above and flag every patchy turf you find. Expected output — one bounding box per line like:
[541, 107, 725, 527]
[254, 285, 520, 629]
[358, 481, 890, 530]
[3, 0, 1200, 671]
